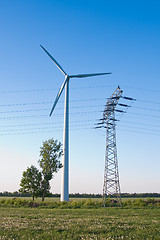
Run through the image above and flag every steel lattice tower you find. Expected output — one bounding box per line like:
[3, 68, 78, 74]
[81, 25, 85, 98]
[102, 86, 123, 206]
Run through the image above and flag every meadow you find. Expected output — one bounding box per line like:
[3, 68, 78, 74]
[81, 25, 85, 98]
[1, 196, 160, 202]
[1, 207, 160, 239]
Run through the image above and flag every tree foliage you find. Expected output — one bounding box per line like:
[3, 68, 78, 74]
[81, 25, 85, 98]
[19, 138, 62, 202]
[19, 165, 42, 201]
[38, 138, 63, 201]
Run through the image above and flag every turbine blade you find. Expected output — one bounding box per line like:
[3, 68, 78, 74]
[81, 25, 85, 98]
[49, 77, 69, 116]
[40, 45, 67, 76]
[70, 72, 112, 78]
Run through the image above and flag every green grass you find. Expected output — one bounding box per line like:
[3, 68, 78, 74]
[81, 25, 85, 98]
[1, 196, 160, 202]
[0, 207, 160, 239]
[0, 196, 108, 203]
[0, 196, 61, 202]
[1, 197, 160, 211]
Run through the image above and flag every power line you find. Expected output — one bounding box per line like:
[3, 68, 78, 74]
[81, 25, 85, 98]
[0, 101, 53, 107]
[0, 122, 159, 136]
[0, 123, 93, 133]
[0, 85, 114, 94]
[0, 109, 49, 114]
[0, 126, 94, 136]
[120, 120, 160, 128]
[1, 118, 160, 133]
[0, 119, 95, 128]
[0, 111, 102, 120]
[1, 84, 160, 94]
[0, 108, 160, 120]
[0, 98, 106, 107]
[123, 112, 160, 119]
[117, 124, 160, 133]
[0, 97, 159, 107]
[121, 85, 160, 93]
[132, 106, 160, 112]
[118, 128, 160, 136]
[137, 99, 160, 105]
[0, 99, 160, 114]
[96, 125, 160, 136]
[0, 105, 105, 114]
[1, 88, 58, 93]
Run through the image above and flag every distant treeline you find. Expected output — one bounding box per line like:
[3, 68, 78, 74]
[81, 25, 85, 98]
[0, 191, 160, 198]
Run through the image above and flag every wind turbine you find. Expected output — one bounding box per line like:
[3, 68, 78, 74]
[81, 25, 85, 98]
[40, 45, 112, 201]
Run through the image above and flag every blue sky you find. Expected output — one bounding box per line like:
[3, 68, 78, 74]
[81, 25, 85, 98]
[0, 0, 160, 194]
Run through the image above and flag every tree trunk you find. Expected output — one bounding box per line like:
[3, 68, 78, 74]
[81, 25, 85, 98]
[42, 179, 48, 201]
[33, 194, 35, 201]
[42, 187, 45, 202]
[42, 192, 45, 201]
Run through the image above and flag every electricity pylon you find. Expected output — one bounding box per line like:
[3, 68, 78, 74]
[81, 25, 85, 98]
[96, 86, 135, 206]
[101, 86, 123, 206]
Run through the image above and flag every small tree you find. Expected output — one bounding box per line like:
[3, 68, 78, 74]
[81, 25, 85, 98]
[39, 138, 63, 201]
[19, 165, 42, 201]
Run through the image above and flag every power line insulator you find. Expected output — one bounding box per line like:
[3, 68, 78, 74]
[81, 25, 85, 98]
[122, 96, 136, 101]
[118, 103, 131, 107]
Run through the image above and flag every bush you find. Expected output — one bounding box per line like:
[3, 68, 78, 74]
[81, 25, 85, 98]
[103, 198, 120, 207]
[81, 198, 98, 208]
[13, 198, 28, 207]
[0, 197, 160, 209]
[132, 199, 147, 207]
[69, 200, 82, 209]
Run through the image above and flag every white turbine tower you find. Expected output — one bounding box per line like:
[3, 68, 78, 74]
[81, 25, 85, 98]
[40, 45, 111, 201]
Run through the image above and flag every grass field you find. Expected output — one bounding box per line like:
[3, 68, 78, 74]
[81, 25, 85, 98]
[1, 207, 160, 239]
[0, 196, 101, 202]
[1, 196, 160, 202]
